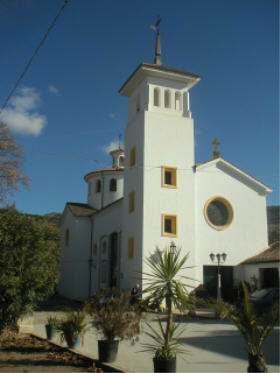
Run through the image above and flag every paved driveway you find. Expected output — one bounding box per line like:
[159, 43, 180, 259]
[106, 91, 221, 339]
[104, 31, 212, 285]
[31, 312, 279, 373]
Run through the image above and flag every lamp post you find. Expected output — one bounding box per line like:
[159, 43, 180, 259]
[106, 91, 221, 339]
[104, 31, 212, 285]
[209, 252, 227, 302]
[170, 241, 176, 254]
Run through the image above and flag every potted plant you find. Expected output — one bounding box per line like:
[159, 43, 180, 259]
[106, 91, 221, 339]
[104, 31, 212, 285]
[45, 316, 59, 340]
[57, 309, 87, 349]
[208, 282, 279, 373]
[141, 245, 195, 372]
[85, 288, 142, 363]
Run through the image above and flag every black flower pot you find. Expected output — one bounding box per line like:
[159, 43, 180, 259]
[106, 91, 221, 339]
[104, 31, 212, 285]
[98, 340, 119, 362]
[153, 357, 176, 373]
[45, 324, 57, 340]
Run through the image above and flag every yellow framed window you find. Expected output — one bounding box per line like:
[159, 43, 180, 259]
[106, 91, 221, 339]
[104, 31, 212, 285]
[162, 214, 177, 237]
[129, 191, 135, 213]
[128, 237, 134, 259]
[130, 147, 136, 167]
[162, 166, 177, 188]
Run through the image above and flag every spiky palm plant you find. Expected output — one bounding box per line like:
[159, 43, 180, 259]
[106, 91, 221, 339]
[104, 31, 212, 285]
[142, 246, 194, 360]
[209, 282, 279, 373]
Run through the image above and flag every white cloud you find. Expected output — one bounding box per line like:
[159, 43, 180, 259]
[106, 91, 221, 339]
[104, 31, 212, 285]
[0, 86, 46, 136]
[101, 139, 123, 154]
[48, 85, 59, 96]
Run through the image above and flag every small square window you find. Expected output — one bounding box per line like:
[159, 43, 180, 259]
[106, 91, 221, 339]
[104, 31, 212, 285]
[130, 147, 136, 167]
[162, 167, 177, 188]
[129, 191, 135, 213]
[162, 214, 177, 237]
[128, 237, 134, 259]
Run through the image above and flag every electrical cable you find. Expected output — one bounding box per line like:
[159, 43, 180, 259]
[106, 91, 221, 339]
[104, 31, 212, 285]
[0, 0, 70, 115]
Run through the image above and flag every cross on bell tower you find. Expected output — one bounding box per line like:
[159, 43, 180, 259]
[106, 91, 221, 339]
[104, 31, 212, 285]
[212, 138, 221, 159]
[151, 16, 162, 66]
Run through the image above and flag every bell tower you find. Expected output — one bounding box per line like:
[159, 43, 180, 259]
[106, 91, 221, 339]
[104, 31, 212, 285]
[119, 20, 201, 290]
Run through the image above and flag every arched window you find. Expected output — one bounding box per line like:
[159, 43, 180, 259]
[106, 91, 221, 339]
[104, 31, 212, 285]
[164, 90, 171, 108]
[154, 88, 160, 107]
[96, 180, 101, 193]
[119, 155, 124, 168]
[110, 178, 117, 192]
[175, 92, 182, 110]
[65, 229, 70, 246]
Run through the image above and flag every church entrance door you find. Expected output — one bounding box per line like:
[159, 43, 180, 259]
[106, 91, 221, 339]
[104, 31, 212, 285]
[203, 265, 234, 302]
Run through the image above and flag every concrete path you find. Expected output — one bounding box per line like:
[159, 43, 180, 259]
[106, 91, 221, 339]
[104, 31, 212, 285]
[29, 312, 279, 373]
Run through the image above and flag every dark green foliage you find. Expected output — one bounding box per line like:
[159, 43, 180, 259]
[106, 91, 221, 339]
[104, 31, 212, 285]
[0, 207, 60, 332]
[85, 288, 142, 343]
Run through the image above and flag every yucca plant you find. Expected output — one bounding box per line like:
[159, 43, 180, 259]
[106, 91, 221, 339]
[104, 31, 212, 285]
[141, 246, 194, 365]
[142, 319, 186, 360]
[57, 309, 88, 348]
[209, 282, 279, 373]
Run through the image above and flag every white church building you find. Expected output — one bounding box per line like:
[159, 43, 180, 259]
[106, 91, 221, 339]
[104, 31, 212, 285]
[57, 30, 272, 301]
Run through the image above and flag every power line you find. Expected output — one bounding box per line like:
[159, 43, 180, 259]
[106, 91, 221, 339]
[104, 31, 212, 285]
[25, 149, 101, 164]
[0, 0, 70, 115]
[22, 149, 280, 179]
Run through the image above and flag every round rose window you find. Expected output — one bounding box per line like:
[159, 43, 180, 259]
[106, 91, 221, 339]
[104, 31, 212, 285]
[205, 197, 233, 230]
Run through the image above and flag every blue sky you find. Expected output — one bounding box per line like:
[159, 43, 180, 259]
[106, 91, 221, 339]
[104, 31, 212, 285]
[0, 0, 278, 215]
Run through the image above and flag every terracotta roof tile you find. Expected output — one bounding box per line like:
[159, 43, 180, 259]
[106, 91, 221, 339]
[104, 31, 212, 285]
[110, 148, 124, 154]
[67, 203, 96, 217]
[241, 242, 280, 264]
[84, 168, 124, 180]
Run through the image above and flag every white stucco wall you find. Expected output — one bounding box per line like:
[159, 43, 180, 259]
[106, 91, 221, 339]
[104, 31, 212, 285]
[90, 199, 123, 295]
[141, 109, 197, 283]
[87, 171, 124, 210]
[122, 75, 198, 292]
[121, 109, 145, 292]
[194, 161, 269, 285]
[57, 208, 92, 300]
[235, 262, 279, 288]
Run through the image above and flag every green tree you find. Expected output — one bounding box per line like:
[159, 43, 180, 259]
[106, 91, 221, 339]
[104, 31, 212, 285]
[0, 207, 60, 333]
[209, 282, 279, 373]
[142, 246, 194, 360]
[0, 122, 29, 205]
